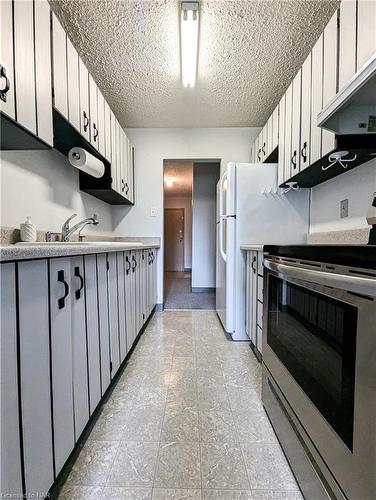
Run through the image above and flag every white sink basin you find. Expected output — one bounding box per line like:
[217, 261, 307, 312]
[16, 241, 144, 247]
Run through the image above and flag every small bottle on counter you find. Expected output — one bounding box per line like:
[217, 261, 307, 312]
[20, 216, 37, 242]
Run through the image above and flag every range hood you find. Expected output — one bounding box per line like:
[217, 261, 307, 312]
[317, 54, 376, 135]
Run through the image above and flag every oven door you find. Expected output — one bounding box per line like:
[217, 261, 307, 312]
[263, 258, 376, 500]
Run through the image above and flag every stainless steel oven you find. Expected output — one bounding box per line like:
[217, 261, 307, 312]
[262, 255, 376, 500]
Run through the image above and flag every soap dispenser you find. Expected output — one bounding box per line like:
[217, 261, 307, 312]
[20, 216, 37, 242]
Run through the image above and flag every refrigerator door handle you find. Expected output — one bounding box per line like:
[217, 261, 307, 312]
[219, 171, 227, 217]
[219, 220, 227, 262]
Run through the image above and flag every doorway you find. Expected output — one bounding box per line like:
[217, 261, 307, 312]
[163, 160, 220, 310]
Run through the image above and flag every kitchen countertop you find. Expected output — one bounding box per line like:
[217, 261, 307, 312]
[0, 242, 160, 263]
[240, 244, 265, 251]
[263, 244, 376, 270]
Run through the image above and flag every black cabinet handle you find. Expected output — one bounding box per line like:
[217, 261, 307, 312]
[93, 123, 98, 141]
[125, 182, 129, 195]
[151, 252, 155, 263]
[148, 251, 151, 264]
[291, 150, 297, 170]
[257, 149, 261, 161]
[301, 141, 307, 163]
[251, 256, 256, 274]
[74, 266, 84, 300]
[0, 65, 10, 103]
[132, 255, 137, 272]
[262, 142, 266, 156]
[121, 179, 125, 192]
[125, 255, 131, 274]
[57, 270, 69, 309]
[83, 111, 89, 132]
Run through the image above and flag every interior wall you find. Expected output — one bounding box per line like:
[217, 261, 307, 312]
[112, 127, 258, 304]
[192, 163, 219, 289]
[164, 196, 192, 269]
[0, 150, 113, 236]
[310, 159, 376, 233]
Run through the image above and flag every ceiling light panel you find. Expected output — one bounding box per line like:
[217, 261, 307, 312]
[180, 1, 199, 88]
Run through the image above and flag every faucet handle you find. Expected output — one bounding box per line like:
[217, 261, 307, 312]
[63, 213, 77, 227]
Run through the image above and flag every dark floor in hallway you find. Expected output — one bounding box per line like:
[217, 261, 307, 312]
[164, 272, 216, 310]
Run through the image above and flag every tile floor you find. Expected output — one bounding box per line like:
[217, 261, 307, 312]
[164, 273, 215, 310]
[57, 311, 303, 500]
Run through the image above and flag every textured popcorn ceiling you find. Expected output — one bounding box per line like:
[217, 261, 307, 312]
[49, 0, 339, 128]
[164, 161, 193, 197]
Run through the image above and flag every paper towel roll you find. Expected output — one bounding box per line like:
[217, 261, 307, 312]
[68, 148, 105, 178]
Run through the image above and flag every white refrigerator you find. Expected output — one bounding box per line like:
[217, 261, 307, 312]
[216, 162, 309, 340]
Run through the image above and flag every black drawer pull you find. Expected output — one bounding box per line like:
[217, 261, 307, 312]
[121, 179, 125, 192]
[257, 149, 261, 161]
[83, 111, 89, 132]
[74, 266, 84, 300]
[151, 252, 155, 263]
[93, 123, 98, 141]
[125, 255, 131, 274]
[0, 65, 10, 103]
[125, 182, 129, 195]
[251, 256, 256, 274]
[57, 270, 69, 309]
[262, 142, 266, 156]
[301, 141, 307, 163]
[132, 255, 137, 272]
[148, 251, 152, 264]
[291, 150, 297, 170]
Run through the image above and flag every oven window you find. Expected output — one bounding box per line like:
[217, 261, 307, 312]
[267, 274, 357, 450]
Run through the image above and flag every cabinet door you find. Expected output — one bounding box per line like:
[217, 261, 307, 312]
[97, 89, 106, 157]
[71, 256, 89, 439]
[300, 53, 311, 170]
[245, 253, 251, 339]
[97, 254, 111, 394]
[107, 252, 120, 376]
[291, 70, 301, 176]
[267, 116, 273, 158]
[84, 255, 102, 412]
[151, 250, 157, 309]
[261, 126, 267, 162]
[129, 143, 135, 204]
[110, 112, 118, 193]
[310, 34, 323, 165]
[34, 0, 53, 146]
[278, 93, 285, 185]
[14, 0, 36, 133]
[130, 250, 138, 342]
[67, 38, 80, 132]
[272, 105, 279, 152]
[249, 252, 257, 346]
[1, 263, 23, 496]
[322, 11, 338, 156]
[284, 83, 293, 182]
[52, 13, 68, 119]
[18, 260, 54, 494]
[117, 251, 127, 362]
[119, 128, 126, 196]
[104, 101, 112, 162]
[89, 75, 99, 149]
[125, 252, 134, 351]
[79, 59, 90, 142]
[339, 0, 357, 90]
[0, 0, 15, 119]
[49, 258, 75, 475]
[357, 0, 376, 70]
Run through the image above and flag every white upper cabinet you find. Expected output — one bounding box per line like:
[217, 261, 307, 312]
[1, 1, 15, 119]
[67, 38, 80, 132]
[52, 13, 68, 119]
[357, 0, 376, 69]
[322, 10, 338, 156]
[310, 34, 323, 166]
[284, 82, 293, 181]
[14, 0, 36, 134]
[97, 90, 106, 157]
[291, 69, 302, 176]
[272, 105, 279, 152]
[104, 101, 112, 162]
[300, 53, 311, 170]
[339, 0, 357, 90]
[278, 93, 286, 185]
[89, 75, 99, 150]
[79, 59, 90, 142]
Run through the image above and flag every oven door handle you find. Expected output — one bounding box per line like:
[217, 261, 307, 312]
[264, 259, 376, 297]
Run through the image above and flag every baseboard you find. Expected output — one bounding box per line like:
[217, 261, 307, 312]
[184, 267, 192, 272]
[155, 303, 164, 311]
[191, 287, 215, 293]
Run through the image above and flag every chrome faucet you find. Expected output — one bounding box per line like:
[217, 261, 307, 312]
[61, 214, 99, 242]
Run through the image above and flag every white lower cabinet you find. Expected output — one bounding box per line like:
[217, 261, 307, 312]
[245, 250, 264, 356]
[1, 248, 157, 497]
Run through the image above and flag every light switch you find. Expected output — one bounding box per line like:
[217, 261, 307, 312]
[150, 207, 157, 217]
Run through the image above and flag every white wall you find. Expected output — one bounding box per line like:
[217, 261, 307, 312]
[310, 159, 376, 233]
[112, 127, 258, 303]
[0, 150, 113, 235]
[164, 196, 192, 269]
[192, 163, 219, 289]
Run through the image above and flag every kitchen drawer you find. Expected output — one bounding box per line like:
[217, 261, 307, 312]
[257, 275, 263, 303]
[257, 300, 263, 329]
[257, 252, 264, 276]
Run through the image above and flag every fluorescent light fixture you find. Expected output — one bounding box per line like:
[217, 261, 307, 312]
[181, 1, 199, 88]
[165, 177, 174, 188]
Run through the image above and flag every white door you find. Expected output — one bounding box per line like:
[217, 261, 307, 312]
[70, 256, 89, 439]
[83, 255, 102, 413]
[1, 263, 23, 496]
[97, 254, 111, 394]
[49, 258, 75, 475]
[0, 0, 15, 119]
[216, 171, 230, 330]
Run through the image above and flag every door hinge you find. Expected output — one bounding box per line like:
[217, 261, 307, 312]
[110, 361, 113, 372]
[106, 261, 109, 271]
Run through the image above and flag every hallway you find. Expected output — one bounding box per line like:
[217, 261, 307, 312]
[164, 272, 215, 310]
[57, 311, 302, 500]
